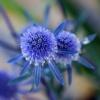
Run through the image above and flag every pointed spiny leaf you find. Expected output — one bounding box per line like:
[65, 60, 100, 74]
[66, 64, 72, 85]
[54, 20, 67, 36]
[0, 39, 19, 52]
[33, 65, 42, 88]
[58, 50, 77, 55]
[9, 73, 31, 85]
[48, 61, 64, 85]
[44, 4, 51, 27]
[78, 55, 95, 70]
[74, 11, 88, 32]
[20, 61, 30, 75]
[8, 54, 23, 64]
[82, 34, 96, 45]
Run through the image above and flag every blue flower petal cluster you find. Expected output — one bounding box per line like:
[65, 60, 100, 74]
[56, 31, 81, 63]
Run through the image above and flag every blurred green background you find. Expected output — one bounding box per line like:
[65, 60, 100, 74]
[0, 0, 100, 100]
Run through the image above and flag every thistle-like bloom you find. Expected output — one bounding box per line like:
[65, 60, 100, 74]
[0, 4, 96, 92]
[0, 70, 31, 99]
[20, 25, 57, 64]
[54, 21, 96, 85]
[56, 31, 81, 62]
[9, 24, 64, 90]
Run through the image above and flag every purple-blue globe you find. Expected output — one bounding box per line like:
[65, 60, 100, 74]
[20, 25, 57, 64]
[19, 25, 64, 87]
[56, 31, 81, 62]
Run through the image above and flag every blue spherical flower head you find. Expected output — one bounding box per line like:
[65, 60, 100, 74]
[56, 31, 81, 86]
[20, 25, 57, 64]
[56, 31, 81, 63]
[18, 25, 64, 89]
[0, 71, 18, 99]
[55, 27, 96, 85]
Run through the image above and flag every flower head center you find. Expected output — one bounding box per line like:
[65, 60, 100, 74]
[20, 25, 57, 63]
[56, 31, 81, 60]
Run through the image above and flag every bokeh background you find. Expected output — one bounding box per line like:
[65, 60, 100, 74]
[0, 0, 100, 100]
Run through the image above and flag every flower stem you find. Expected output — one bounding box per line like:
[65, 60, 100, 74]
[0, 5, 19, 41]
[0, 39, 19, 52]
[41, 78, 57, 100]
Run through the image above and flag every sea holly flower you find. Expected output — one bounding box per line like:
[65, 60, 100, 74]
[0, 70, 32, 100]
[9, 24, 64, 89]
[20, 25, 57, 64]
[0, 5, 64, 94]
[54, 21, 96, 85]
[0, 3, 96, 92]
[56, 31, 81, 63]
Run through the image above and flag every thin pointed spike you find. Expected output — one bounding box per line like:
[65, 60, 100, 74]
[74, 11, 88, 33]
[0, 5, 19, 41]
[0, 39, 19, 52]
[9, 73, 31, 85]
[33, 65, 42, 89]
[54, 20, 67, 36]
[58, 50, 77, 54]
[81, 34, 96, 45]
[78, 55, 96, 70]
[44, 4, 51, 27]
[41, 78, 57, 100]
[66, 64, 72, 85]
[20, 61, 30, 75]
[48, 61, 64, 85]
[8, 54, 23, 64]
